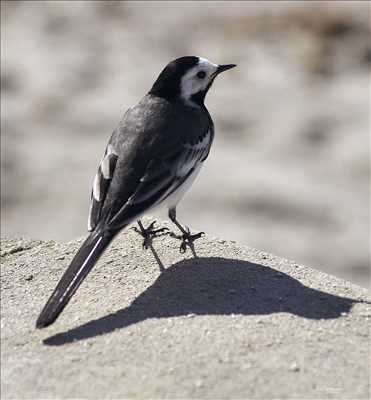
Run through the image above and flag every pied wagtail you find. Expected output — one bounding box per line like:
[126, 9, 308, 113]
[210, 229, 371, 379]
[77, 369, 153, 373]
[36, 56, 236, 328]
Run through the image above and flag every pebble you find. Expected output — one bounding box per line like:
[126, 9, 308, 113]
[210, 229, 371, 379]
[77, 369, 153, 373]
[25, 274, 33, 281]
[242, 362, 252, 370]
[289, 362, 300, 372]
[5, 245, 24, 255]
[195, 379, 204, 388]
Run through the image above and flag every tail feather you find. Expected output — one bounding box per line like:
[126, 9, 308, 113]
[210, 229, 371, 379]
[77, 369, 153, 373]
[36, 231, 113, 329]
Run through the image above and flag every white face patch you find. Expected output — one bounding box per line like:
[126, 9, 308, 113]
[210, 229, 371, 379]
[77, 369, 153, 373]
[180, 58, 218, 106]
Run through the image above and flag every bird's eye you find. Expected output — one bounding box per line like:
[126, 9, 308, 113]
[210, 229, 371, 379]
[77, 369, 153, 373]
[196, 70, 206, 79]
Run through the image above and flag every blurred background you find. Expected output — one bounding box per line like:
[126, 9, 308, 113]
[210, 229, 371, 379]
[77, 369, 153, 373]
[1, 1, 369, 287]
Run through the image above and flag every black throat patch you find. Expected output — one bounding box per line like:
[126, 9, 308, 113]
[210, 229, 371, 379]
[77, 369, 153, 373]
[190, 90, 207, 106]
[190, 75, 216, 106]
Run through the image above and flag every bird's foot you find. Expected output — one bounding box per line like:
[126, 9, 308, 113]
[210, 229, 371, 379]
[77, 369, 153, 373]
[132, 220, 169, 249]
[170, 227, 204, 253]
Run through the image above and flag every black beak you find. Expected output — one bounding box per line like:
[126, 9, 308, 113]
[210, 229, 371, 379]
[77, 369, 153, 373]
[216, 64, 237, 74]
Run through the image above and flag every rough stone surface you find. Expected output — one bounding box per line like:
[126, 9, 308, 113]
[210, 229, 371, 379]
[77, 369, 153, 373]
[1, 220, 370, 399]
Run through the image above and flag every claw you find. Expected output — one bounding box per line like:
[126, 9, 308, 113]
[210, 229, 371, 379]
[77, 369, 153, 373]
[169, 232, 182, 240]
[180, 241, 187, 253]
[173, 230, 205, 253]
[133, 220, 169, 249]
[147, 220, 157, 231]
[142, 236, 152, 250]
[152, 227, 169, 235]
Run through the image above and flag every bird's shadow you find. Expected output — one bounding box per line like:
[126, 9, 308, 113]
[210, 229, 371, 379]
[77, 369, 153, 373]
[44, 256, 363, 346]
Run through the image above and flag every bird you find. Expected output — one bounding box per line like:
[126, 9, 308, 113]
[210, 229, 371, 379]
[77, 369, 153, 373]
[36, 56, 236, 329]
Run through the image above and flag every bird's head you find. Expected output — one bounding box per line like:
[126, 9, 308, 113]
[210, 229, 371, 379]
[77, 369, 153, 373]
[149, 56, 236, 107]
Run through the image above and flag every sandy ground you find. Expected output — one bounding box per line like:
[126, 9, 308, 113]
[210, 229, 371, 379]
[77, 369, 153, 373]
[1, 2, 370, 287]
[1, 218, 370, 399]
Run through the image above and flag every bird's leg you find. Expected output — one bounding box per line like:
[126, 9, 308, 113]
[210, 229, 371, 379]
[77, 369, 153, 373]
[168, 208, 204, 253]
[132, 220, 168, 250]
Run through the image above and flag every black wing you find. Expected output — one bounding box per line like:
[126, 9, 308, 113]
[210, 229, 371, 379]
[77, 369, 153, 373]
[88, 144, 118, 231]
[88, 95, 213, 232]
[108, 123, 213, 229]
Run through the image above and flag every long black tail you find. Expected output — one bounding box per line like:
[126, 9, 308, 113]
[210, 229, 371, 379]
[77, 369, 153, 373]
[36, 231, 114, 329]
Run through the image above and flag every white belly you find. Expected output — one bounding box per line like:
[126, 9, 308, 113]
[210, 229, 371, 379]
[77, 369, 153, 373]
[165, 163, 203, 210]
[125, 163, 203, 225]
